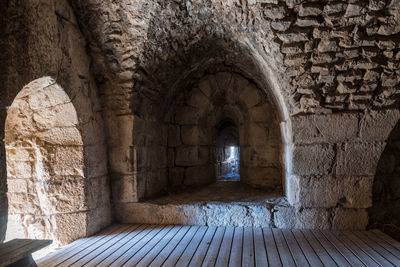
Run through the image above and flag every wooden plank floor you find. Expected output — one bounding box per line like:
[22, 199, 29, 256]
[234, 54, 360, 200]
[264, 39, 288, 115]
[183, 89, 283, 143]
[37, 224, 400, 267]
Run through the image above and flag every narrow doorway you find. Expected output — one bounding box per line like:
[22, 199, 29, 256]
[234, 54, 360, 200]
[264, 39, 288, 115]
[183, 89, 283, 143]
[216, 119, 240, 181]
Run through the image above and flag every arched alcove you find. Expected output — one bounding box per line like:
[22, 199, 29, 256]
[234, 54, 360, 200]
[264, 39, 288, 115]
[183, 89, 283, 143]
[216, 119, 240, 181]
[166, 71, 283, 194]
[4, 77, 86, 248]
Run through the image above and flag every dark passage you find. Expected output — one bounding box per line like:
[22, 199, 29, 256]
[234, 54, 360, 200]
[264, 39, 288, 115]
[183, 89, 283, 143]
[216, 119, 240, 181]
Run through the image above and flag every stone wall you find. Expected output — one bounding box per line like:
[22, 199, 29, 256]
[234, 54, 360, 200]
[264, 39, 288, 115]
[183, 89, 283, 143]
[5, 78, 87, 246]
[0, 0, 399, 234]
[0, 1, 111, 243]
[287, 109, 400, 229]
[69, 0, 400, 230]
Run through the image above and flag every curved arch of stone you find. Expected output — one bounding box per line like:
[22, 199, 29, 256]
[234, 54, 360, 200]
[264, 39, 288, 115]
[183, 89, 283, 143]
[5, 77, 85, 246]
[2, 76, 112, 247]
[167, 71, 284, 191]
[68, 0, 400, 229]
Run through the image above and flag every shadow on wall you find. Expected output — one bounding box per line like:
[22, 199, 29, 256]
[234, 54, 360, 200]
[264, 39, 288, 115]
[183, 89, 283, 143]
[369, 119, 400, 241]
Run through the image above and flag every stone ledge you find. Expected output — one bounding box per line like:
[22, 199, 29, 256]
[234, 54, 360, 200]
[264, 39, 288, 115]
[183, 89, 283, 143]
[116, 201, 279, 227]
[115, 201, 368, 230]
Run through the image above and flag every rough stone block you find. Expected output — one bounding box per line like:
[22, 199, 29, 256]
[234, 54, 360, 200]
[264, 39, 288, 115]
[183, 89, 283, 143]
[7, 179, 27, 193]
[291, 113, 359, 144]
[317, 39, 338, 52]
[5, 214, 25, 240]
[146, 168, 168, 197]
[85, 144, 108, 178]
[271, 21, 291, 31]
[344, 4, 364, 17]
[241, 145, 280, 168]
[336, 142, 385, 176]
[53, 212, 87, 245]
[87, 175, 110, 209]
[175, 146, 209, 166]
[263, 6, 286, 19]
[109, 146, 134, 174]
[45, 179, 86, 213]
[51, 146, 84, 176]
[168, 167, 185, 186]
[299, 4, 323, 16]
[5, 148, 33, 162]
[245, 123, 269, 146]
[332, 208, 368, 230]
[292, 144, 335, 176]
[186, 88, 209, 110]
[111, 174, 137, 203]
[168, 125, 181, 147]
[86, 205, 112, 236]
[181, 126, 199, 145]
[241, 167, 281, 189]
[38, 127, 83, 146]
[184, 164, 215, 186]
[202, 203, 271, 227]
[175, 106, 199, 125]
[277, 32, 309, 43]
[249, 105, 272, 122]
[239, 84, 261, 108]
[296, 175, 374, 208]
[34, 103, 78, 130]
[359, 109, 400, 141]
[274, 206, 331, 229]
[7, 161, 33, 179]
[7, 193, 41, 215]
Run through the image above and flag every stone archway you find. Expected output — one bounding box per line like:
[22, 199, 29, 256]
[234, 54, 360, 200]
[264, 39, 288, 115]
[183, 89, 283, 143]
[167, 71, 283, 193]
[5, 77, 86, 247]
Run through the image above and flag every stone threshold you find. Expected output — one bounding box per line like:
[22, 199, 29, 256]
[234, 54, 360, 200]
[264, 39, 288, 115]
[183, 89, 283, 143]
[115, 181, 368, 230]
[116, 181, 288, 228]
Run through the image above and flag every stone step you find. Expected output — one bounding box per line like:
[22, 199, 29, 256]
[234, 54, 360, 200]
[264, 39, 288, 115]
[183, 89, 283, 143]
[116, 200, 286, 228]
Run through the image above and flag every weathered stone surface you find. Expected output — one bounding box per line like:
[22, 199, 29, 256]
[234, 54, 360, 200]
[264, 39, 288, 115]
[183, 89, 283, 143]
[332, 208, 368, 230]
[292, 144, 335, 176]
[0, 0, 111, 246]
[292, 113, 360, 144]
[359, 109, 400, 141]
[296, 175, 374, 208]
[299, 4, 323, 16]
[336, 142, 386, 176]
[175, 146, 209, 166]
[274, 206, 331, 229]
[184, 164, 215, 186]
[118, 202, 274, 227]
[241, 167, 282, 190]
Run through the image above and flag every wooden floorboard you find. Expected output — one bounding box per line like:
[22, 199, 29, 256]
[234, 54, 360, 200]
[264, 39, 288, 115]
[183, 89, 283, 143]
[281, 229, 310, 267]
[228, 227, 243, 267]
[301, 229, 337, 266]
[164, 226, 200, 266]
[263, 228, 282, 267]
[148, 225, 191, 267]
[272, 228, 296, 267]
[175, 226, 207, 267]
[312, 230, 351, 267]
[37, 224, 400, 267]
[291, 230, 323, 267]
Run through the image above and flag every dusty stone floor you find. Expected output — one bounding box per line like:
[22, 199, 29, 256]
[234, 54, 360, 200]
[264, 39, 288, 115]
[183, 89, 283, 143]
[146, 181, 286, 205]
